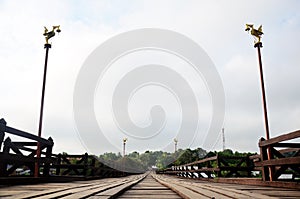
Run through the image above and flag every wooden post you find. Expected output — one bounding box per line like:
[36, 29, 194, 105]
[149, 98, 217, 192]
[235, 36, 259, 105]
[56, 153, 62, 175]
[0, 119, 6, 151]
[196, 163, 200, 178]
[43, 137, 53, 177]
[0, 132, 4, 151]
[83, 153, 88, 176]
[216, 154, 221, 177]
[1, 137, 11, 176]
[188, 166, 192, 178]
[0, 122, 6, 176]
[259, 138, 269, 181]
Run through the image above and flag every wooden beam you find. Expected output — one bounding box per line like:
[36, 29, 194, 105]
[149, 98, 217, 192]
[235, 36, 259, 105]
[6, 126, 52, 146]
[258, 157, 300, 166]
[259, 130, 300, 147]
[181, 156, 218, 166]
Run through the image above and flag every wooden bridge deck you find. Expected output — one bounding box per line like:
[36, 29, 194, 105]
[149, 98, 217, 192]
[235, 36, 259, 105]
[117, 174, 180, 199]
[0, 173, 299, 199]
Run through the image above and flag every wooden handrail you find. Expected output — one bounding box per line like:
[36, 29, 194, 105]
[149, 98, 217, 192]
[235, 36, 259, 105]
[5, 126, 52, 146]
[180, 155, 218, 167]
[256, 157, 300, 167]
[257, 130, 300, 182]
[259, 130, 300, 147]
[161, 154, 253, 179]
[177, 155, 249, 167]
[0, 118, 52, 146]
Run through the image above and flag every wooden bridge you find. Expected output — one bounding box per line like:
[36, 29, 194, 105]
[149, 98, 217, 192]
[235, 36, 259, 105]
[1, 172, 300, 198]
[0, 119, 299, 198]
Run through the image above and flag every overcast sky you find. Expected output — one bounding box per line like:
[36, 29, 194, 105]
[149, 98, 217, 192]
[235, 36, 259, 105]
[0, 0, 299, 155]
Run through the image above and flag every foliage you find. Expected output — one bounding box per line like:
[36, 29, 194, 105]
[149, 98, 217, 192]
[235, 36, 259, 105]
[99, 152, 122, 162]
[97, 148, 256, 171]
[173, 148, 207, 166]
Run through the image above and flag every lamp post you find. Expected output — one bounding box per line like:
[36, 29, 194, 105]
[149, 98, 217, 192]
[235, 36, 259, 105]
[34, 25, 61, 177]
[245, 24, 273, 181]
[123, 138, 128, 157]
[174, 138, 178, 153]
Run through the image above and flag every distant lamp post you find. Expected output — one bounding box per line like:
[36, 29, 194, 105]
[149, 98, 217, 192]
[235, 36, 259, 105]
[174, 138, 178, 153]
[123, 138, 128, 157]
[34, 25, 61, 178]
[245, 24, 273, 181]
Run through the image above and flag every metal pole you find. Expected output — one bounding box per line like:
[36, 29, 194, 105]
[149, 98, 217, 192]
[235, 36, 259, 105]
[174, 138, 178, 153]
[255, 43, 270, 140]
[123, 138, 127, 157]
[34, 43, 51, 178]
[123, 142, 125, 157]
[255, 42, 273, 181]
[222, 128, 225, 151]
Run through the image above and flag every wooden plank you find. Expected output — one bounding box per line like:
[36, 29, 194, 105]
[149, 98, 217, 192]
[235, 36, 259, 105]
[0, 153, 54, 164]
[0, 176, 138, 199]
[95, 177, 144, 198]
[11, 142, 37, 146]
[55, 154, 91, 158]
[55, 182, 127, 199]
[259, 130, 300, 147]
[185, 168, 220, 172]
[164, 167, 220, 175]
[5, 126, 52, 146]
[272, 143, 300, 148]
[182, 156, 218, 166]
[181, 181, 271, 199]
[61, 176, 145, 198]
[258, 157, 300, 166]
[1, 173, 299, 198]
[154, 174, 225, 199]
[117, 174, 181, 199]
[153, 174, 300, 198]
[211, 177, 300, 189]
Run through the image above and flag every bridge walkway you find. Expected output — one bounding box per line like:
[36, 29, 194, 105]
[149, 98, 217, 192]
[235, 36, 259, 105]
[116, 174, 180, 198]
[0, 173, 299, 198]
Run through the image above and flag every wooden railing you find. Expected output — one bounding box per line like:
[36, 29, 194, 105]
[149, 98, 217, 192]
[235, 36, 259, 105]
[256, 130, 300, 181]
[53, 153, 93, 176]
[159, 130, 300, 183]
[53, 153, 129, 178]
[158, 154, 253, 178]
[0, 118, 54, 177]
[0, 118, 137, 179]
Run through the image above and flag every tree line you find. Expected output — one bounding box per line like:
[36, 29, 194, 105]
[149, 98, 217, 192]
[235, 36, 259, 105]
[97, 148, 256, 171]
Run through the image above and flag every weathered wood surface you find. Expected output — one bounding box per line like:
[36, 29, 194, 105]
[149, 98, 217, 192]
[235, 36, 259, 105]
[0, 174, 146, 199]
[160, 154, 253, 178]
[0, 173, 299, 199]
[0, 118, 132, 178]
[258, 130, 300, 181]
[259, 130, 300, 147]
[161, 130, 300, 182]
[116, 174, 181, 198]
[153, 174, 300, 199]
